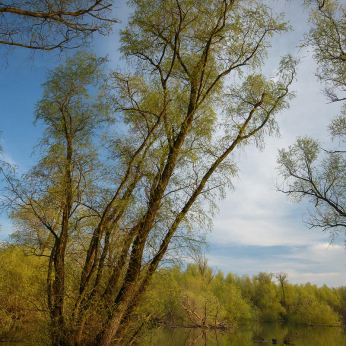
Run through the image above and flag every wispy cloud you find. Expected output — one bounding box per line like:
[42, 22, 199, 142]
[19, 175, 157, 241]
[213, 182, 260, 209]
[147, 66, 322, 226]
[1, 151, 19, 168]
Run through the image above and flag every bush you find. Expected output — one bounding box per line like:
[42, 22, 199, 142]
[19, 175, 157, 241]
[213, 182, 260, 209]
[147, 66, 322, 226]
[294, 295, 341, 326]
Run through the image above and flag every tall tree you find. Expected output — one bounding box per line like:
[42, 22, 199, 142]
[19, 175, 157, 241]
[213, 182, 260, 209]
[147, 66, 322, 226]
[0, 0, 118, 54]
[2, 50, 112, 345]
[3, 1, 297, 345]
[277, 0, 346, 242]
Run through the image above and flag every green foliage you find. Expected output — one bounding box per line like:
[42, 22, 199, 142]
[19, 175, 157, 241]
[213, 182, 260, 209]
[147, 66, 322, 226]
[142, 266, 344, 328]
[0, 247, 344, 343]
[304, 0, 346, 103]
[143, 263, 253, 329]
[0, 244, 47, 336]
[36, 50, 111, 144]
[215, 280, 253, 324]
[251, 272, 286, 321]
[294, 289, 341, 326]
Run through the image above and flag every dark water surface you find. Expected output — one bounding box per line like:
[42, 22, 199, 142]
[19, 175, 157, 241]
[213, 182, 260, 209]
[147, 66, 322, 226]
[2, 322, 345, 345]
[148, 322, 346, 346]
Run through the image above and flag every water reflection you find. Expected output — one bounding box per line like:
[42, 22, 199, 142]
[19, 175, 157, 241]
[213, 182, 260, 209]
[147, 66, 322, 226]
[2, 322, 346, 345]
[148, 322, 346, 346]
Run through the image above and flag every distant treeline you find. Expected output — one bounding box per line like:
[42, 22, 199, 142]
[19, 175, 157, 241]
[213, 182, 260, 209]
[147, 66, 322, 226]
[141, 260, 346, 329]
[0, 246, 345, 342]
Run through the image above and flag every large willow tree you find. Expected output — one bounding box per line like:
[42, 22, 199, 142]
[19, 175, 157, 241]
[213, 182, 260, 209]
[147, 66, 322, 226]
[2, 0, 297, 345]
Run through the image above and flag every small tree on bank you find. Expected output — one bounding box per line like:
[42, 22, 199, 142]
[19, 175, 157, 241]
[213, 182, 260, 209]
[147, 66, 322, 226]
[2, 1, 297, 345]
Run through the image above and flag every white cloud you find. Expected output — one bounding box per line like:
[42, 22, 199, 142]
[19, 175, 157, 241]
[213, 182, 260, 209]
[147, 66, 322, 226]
[283, 242, 346, 270]
[288, 272, 346, 287]
[212, 217, 327, 247]
[210, 141, 329, 248]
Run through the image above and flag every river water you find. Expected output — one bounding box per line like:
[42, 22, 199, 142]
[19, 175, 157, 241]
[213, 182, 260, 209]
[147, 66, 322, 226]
[2, 322, 345, 345]
[147, 322, 346, 346]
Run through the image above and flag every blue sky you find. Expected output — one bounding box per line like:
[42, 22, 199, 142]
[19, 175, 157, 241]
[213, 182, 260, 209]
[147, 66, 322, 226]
[1, 0, 346, 287]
